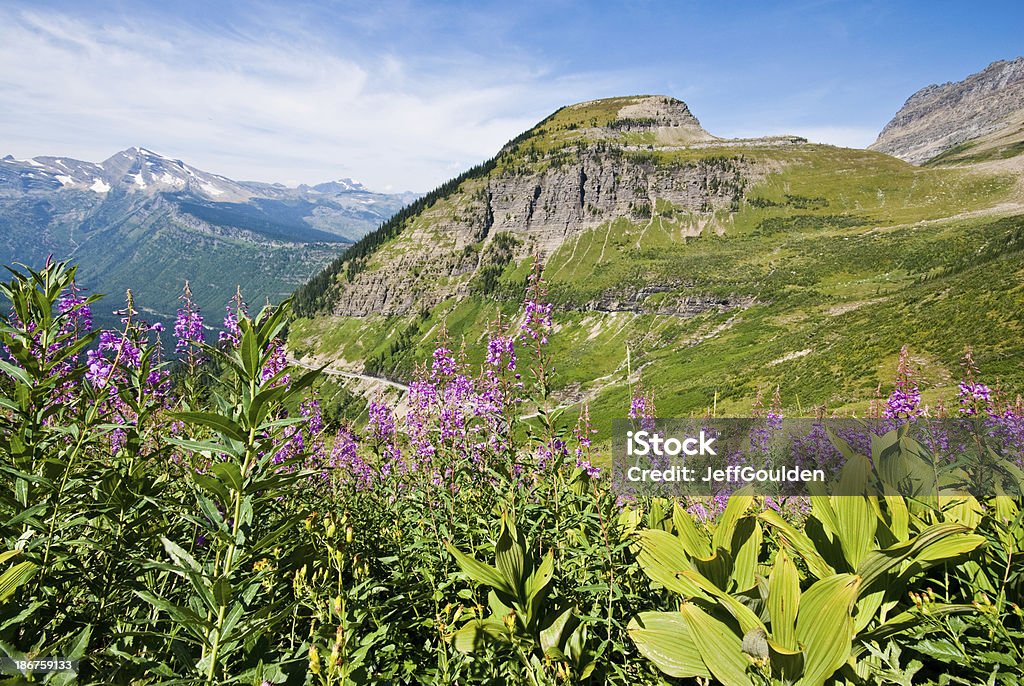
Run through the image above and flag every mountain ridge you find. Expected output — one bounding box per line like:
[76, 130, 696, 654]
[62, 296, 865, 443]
[0, 147, 418, 327]
[869, 57, 1024, 164]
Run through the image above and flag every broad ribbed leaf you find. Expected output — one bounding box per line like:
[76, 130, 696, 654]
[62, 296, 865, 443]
[540, 607, 577, 657]
[627, 611, 712, 679]
[0, 560, 37, 602]
[673, 502, 711, 558]
[495, 514, 525, 601]
[636, 529, 706, 598]
[712, 487, 754, 552]
[730, 518, 762, 592]
[679, 603, 754, 686]
[758, 510, 834, 579]
[767, 549, 800, 650]
[882, 493, 910, 542]
[526, 549, 554, 626]
[795, 574, 860, 686]
[679, 570, 765, 636]
[834, 495, 876, 569]
[445, 543, 515, 597]
[693, 548, 732, 591]
[856, 523, 979, 593]
[452, 618, 510, 654]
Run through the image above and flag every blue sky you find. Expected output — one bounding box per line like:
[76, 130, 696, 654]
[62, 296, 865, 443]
[2, 1, 1021, 191]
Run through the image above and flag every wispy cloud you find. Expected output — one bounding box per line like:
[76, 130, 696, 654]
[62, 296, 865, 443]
[0, 5, 627, 191]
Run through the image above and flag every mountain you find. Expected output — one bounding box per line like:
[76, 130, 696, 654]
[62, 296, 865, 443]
[0, 147, 417, 327]
[291, 93, 1024, 427]
[869, 57, 1024, 164]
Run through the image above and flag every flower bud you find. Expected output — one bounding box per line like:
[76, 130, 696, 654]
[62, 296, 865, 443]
[308, 645, 321, 675]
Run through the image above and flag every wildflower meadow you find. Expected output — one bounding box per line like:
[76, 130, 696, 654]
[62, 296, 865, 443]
[1, 259, 1022, 685]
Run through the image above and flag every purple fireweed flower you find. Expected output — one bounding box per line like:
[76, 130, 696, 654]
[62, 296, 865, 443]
[57, 290, 92, 334]
[329, 426, 373, 490]
[958, 381, 992, 416]
[174, 310, 204, 352]
[219, 290, 247, 347]
[485, 334, 517, 371]
[367, 400, 396, 441]
[629, 386, 657, 431]
[520, 257, 553, 346]
[174, 282, 204, 365]
[261, 339, 289, 386]
[432, 345, 457, 379]
[885, 346, 923, 421]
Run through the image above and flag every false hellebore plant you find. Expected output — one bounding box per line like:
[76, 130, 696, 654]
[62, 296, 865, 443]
[627, 441, 986, 686]
[446, 510, 595, 685]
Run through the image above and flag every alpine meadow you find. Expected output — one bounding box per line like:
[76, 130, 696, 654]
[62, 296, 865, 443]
[2, 20, 1024, 686]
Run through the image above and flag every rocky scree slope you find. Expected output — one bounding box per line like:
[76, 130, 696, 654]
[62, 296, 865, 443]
[869, 57, 1024, 164]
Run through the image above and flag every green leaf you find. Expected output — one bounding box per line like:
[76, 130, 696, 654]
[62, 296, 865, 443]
[854, 604, 975, 655]
[795, 574, 860, 686]
[834, 495, 877, 569]
[678, 569, 765, 636]
[673, 502, 711, 558]
[445, 543, 515, 597]
[0, 359, 31, 387]
[914, 638, 964, 663]
[678, 603, 753, 686]
[539, 607, 577, 657]
[627, 611, 712, 679]
[172, 411, 248, 444]
[767, 549, 800, 651]
[525, 549, 554, 625]
[856, 523, 981, 593]
[0, 559, 37, 602]
[712, 487, 754, 552]
[161, 537, 202, 574]
[729, 517, 762, 592]
[240, 326, 260, 379]
[494, 513, 525, 600]
[451, 618, 510, 654]
[213, 576, 232, 607]
[758, 510, 834, 579]
[635, 529, 706, 598]
[211, 462, 244, 492]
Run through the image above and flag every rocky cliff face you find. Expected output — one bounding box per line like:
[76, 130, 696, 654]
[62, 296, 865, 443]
[328, 96, 791, 317]
[869, 57, 1024, 164]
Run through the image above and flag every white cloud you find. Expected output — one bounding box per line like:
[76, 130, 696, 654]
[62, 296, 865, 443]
[0, 7, 620, 191]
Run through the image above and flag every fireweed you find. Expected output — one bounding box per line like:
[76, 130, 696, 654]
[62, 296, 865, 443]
[1, 259, 1022, 684]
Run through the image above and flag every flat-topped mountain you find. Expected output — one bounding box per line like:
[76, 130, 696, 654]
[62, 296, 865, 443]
[295, 95, 805, 318]
[869, 57, 1024, 164]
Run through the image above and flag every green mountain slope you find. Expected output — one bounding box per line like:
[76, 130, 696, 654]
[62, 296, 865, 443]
[0, 190, 342, 327]
[291, 95, 1024, 426]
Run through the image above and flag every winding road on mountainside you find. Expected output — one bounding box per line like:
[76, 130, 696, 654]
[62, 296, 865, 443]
[287, 357, 410, 392]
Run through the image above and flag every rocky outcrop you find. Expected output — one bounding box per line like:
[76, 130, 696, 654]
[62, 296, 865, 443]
[331, 150, 754, 317]
[869, 57, 1024, 164]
